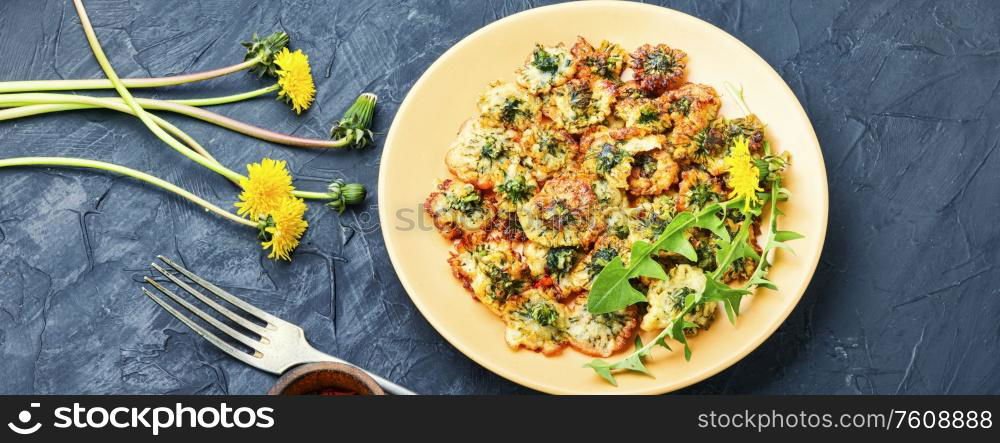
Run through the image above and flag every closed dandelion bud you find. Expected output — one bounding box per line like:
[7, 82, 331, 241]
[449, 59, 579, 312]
[342, 183, 366, 205]
[330, 93, 377, 149]
[242, 31, 290, 78]
[326, 180, 367, 213]
[755, 151, 790, 185]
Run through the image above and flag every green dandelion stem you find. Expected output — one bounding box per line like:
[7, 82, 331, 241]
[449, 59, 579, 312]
[0, 98, 221, 165]
[0, 91, 340, 149]
[0, 157, 256, 228]
[0, 95, 349, 202]
[72, 0, 246, 184]
[0, 57, 261, 94]
[30, 3, 359, 206]
[171, 84, 279, 106]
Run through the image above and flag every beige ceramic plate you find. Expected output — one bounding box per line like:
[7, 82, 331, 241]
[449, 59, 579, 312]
[379, 1, 827, 394]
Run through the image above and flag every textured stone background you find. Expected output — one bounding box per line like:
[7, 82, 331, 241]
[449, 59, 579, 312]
[0, 0, 998, 395]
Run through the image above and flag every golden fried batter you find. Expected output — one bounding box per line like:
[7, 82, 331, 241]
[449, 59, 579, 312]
[517, 175, 604, 247]
[444, 119, 521, 189]
[424, 179, 495, 239]
[543, 78, 616, 134]
[658, 83, 721, 160]
[520, 122, 578, 181]
[448, 230, 530, 316]
[571, 36, 629, 81]
[478, 81, 542, 130]
[503, 288, 568, 355]
[517, 43, 577, 94]
[676, 169, 724, 213]
[629, 43, 688, 95]
[628, 147, 680, 196]
[566, 295, 639, 357]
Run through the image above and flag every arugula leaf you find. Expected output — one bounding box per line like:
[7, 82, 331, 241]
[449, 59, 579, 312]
[655, 336, 672, 351]
[669, 318, 694, 361]
[587, 256, 648, 314]
[583, 360, 617, 386]
[703, 278, 752, 324]
[710, 221, 755, 279]
[693, 209, 730, 242]
[774, 230, 804, 242]
[613, 354, 651, 376]
[749, 276, 778, 291]
[587, 201, 738, 314]
[659, 232, 697, 261]
[634, 336, 648, 359]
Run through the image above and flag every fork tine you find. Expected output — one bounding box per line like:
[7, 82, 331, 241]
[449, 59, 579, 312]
[142, 288, 267, 370]
[156, 256, 283, 326]
[144, 278, 267, 352]
[151, 264, 269, 337]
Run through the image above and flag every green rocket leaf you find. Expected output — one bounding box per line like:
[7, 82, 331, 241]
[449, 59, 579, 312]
[587, 201, 738, 314]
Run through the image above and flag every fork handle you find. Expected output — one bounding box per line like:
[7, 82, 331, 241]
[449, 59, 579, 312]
[299, 348, 417, 395]
[359, 371, 417, 396]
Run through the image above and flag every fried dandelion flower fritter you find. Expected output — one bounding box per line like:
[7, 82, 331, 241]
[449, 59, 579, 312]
[571, 37, 629, 81]
[695, 114, 768, 176]
[630, 43, 687, 96]
[676, 169, 724, 213]
[448, 230, 530, 316]
[503, 288, 569, 355]
[580, 127, 633, 189]
[628, 145, 680, 196]
[424, 179, 495, 239]
[478, 81, 542, 130]
[445, 119, 521, 189]
[544, 78, 617, 134]
[627, 194, 677, 244]
[659, 83, 722, 160]
[494, 163, 539, 212]
[517, 175, 604, 247]
[615, 95, 673, 134]
[427, 37, 780, 359]
[567, 295, 639, 357]
[640, 264, 715, 334]
[519, 122, 577, 181]
[517, 43, 577, 94]
[579, 127, 663, 189]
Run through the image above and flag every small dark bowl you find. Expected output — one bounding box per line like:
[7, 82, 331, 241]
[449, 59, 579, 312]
[268, 362, 385, 396]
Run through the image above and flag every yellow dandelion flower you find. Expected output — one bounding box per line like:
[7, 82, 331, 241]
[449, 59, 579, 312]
[274, 48, 315, 114]
[724, 135, 763, 211]
[235, 158, 295, 221]
[262, 197, 309, 261]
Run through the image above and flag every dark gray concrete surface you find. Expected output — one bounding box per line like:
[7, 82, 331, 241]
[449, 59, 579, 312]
[0, 0, 997, 394]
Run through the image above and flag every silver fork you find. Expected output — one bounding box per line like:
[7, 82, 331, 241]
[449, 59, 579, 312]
[141, 255, 415, 395]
